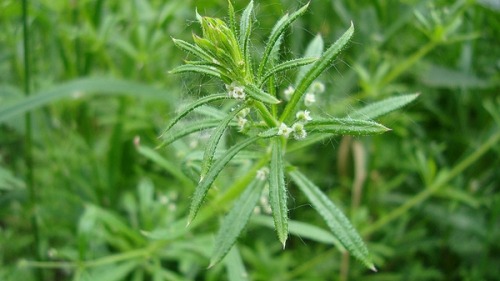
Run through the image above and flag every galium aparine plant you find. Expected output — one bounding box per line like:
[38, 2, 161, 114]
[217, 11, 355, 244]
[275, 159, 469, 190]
[161, 0, 418, 270]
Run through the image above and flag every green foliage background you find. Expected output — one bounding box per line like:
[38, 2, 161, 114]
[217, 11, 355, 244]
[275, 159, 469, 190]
[1, 0, 499, 280]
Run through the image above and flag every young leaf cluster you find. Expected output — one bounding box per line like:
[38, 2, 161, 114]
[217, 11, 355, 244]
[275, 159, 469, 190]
[163, 0, 418, 270]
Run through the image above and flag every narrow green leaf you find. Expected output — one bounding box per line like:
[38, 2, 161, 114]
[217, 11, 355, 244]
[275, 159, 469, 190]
[296, 34, 324, 84]
[257, 3, 310, 78]
[239, 1, 254, 62]
[260, 57, 318, 87]
[269, 138, 288, 247]
[160, 93, 228, 137]
[169, 64, 222, 78]
[258, 127, 279, 138]
[225, 246, 249, 281]
[0, 78, 168, 123]
[90, 261, 139, 281]
[289, 170, 375, 270]
[245, 83, 280, 104]
[280, 22, 354, 122]
[200, 106, 245, 178]
[210, 176, 265, 267]
[188, 136, 259, 225]
[348, 93, 420, 120]
[305, 118, 390, 136]
[251, 215, 346, 252]
[158, 119, 221, 148]
[172, 37, 214, 62]
[268, 34, 284, 67]
[227, 0, 237, 35]
[136, 145, 194, 187]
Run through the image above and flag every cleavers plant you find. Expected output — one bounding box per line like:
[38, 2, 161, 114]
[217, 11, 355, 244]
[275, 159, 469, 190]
[161, 0, 418, 271]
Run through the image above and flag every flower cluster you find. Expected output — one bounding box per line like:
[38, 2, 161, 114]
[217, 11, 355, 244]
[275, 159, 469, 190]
[236, 107, 251, 132]
[277, 110, 312, 140]
[282, 81, 325, 107]
[226, 82, 246, 99]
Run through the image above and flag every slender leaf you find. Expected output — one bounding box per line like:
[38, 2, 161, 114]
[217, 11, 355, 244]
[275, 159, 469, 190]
[136, 145, 194, 187]
[169, 64, 222, 78]
[245, 83, 280, 104]
[200, 106, 245, 178]
[348, 93, 420, 120]
[268, 34, 284, 67]
[210, 176, 265, 267]
[188, 136, 259, 225]
[269, 138, 288, 247]
[296, 34, 324, 84]
[158, 120, 222, 148]
[251, 215, 346, 252]
[239, 0, 254, 69]
[160, 93, 228, 137]
[260, 57, 318, 86]
[225, 246, 249, 281]
[257, 3, 310, 77]
[227, 0, 237, 35]
[0, 78, 168, 123]
[305, 118, 390, 136]
[172, 37, 214, 62]
[258, 127, 279, 138]
[281, 22, 354, 122]
[289, 170, 375, 270]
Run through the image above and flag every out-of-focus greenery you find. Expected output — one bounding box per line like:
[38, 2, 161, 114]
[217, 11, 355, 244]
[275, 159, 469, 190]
[1, 0, 499, 280]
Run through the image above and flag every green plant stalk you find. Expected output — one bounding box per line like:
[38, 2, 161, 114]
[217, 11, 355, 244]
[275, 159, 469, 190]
[22, 1, 42, 279]
[362, 131, 500, 236]
[379, 41, 437, 88]
[253, 100, 278, 127]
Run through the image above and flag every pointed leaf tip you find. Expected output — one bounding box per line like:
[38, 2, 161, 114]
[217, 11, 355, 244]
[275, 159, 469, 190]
[369, 264, 377, 272]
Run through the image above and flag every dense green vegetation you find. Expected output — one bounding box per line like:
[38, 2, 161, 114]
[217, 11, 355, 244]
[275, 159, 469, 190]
[1, 0, 499, 280]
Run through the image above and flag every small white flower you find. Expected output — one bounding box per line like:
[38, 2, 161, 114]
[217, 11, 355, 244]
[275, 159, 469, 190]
[311, 81, 325, 94]
[237, 116, 248, 132]
[283, 85, 295, 101]
[226, 82, 246, 99]
[292, 122, 307, 140]
[295, 110, 312, 122]
[256, 167, 269, 181]
[277, 123, 293, 138]
[237, 107, 251, 118]
[304, 92, 316, 107]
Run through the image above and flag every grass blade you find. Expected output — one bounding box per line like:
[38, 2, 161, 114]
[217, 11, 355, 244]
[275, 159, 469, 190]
[136, 145, 194, 188]
[160, 93, 228, 137]
[257, 3, 310, 78]
[280, 22, 354, 122]
[0, 78, 169, 123]
[245, 83, 280, 104]
[348, 93, 420, 120]
[269, 138, 288, 247]
[200, 106, 245, 179]
[305, 118, 390, 136]
[289, 169, 375, 271]
[210, 176, 265, 267]
[225, 246, 249, 281]
[188, 136, 259, 225]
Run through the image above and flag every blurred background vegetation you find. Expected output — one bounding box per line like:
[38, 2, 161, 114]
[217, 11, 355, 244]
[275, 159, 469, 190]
[1, 0, 499, 280]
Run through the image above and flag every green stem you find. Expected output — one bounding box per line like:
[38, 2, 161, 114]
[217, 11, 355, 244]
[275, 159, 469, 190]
[22, 1, 42, 279]
[378, 41, 436, 88]
[362, 131, 500, 236]
[254, 101, 278, 127]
